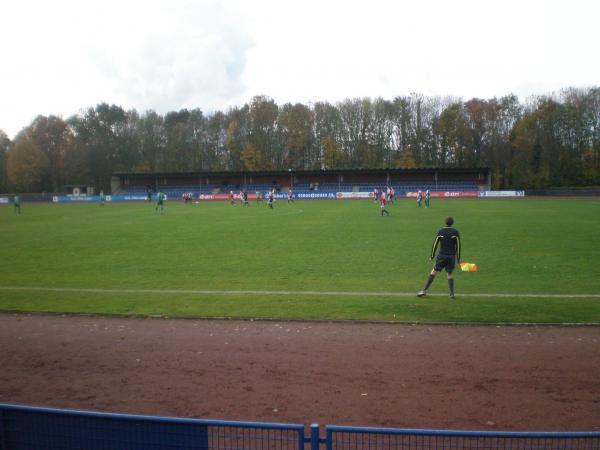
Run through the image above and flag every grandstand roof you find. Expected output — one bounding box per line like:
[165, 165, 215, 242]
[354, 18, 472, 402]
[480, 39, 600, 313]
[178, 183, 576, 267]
[114, 167, 490, 178]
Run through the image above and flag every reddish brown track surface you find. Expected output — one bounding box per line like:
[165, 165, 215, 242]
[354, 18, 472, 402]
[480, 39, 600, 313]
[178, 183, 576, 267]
[1, 313, 599, 431]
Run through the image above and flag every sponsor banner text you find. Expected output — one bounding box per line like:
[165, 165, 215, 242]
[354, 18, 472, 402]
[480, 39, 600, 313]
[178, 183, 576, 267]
[405, 191, 479, 198]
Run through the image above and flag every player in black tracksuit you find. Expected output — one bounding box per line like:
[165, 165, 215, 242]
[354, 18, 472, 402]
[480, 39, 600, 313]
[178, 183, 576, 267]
[417, 216, 461, 299]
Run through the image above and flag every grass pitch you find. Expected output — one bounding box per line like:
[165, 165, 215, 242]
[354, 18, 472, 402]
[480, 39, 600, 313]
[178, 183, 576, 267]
[1, 197, 599, 324]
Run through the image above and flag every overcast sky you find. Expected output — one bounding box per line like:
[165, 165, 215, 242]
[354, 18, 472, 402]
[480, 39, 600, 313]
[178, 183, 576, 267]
[1, 0, 598, 138]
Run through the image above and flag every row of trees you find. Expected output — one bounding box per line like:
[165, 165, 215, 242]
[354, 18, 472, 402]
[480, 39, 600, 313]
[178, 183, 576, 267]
[1, 87, 599, 193]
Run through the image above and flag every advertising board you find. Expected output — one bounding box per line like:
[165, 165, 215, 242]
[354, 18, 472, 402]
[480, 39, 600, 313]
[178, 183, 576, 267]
[405, 191, 479, 198]
[479, 191, 525, 197]
[198, 193, 258, 201]
[296, 192, 336, 199]
[335, 192, 374, 199]
[52, 194, 160, 203]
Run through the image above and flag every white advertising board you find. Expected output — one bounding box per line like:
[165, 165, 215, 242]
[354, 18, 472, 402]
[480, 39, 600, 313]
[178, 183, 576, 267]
[479, 191, 525, 197]
[335, 192, 374, 199]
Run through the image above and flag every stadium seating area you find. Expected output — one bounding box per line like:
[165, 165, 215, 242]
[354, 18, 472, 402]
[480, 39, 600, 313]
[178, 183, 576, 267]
[126, 181, 480, 198]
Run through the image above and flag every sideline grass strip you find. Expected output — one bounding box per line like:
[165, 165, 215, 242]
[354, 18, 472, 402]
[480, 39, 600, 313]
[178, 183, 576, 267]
[1, 289, 600, 324]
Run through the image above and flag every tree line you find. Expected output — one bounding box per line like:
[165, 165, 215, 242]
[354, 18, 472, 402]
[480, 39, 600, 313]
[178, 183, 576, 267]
[0, 87, 598, 193]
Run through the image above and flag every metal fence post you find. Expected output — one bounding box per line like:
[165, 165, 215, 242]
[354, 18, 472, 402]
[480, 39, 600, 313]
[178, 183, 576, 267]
[310, 423, 320, 450]
[0, 409, 6, 450]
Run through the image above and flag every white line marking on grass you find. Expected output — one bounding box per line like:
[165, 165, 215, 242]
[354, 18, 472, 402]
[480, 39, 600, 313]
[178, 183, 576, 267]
[273, 208, 304, 216]
[0, 286, 599, 299]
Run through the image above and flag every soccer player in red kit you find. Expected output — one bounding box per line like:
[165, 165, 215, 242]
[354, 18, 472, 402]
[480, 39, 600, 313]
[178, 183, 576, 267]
[380, 193, 389, 216]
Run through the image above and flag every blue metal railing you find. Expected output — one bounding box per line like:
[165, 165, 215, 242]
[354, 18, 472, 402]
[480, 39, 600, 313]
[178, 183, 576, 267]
[325, 425, 600, 450]
[2, 404, 600, 450]
[0, 404, 304, 450]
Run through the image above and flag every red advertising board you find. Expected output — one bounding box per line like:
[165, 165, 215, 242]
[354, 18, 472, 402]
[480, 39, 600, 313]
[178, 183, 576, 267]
[198, 193, 258, 201]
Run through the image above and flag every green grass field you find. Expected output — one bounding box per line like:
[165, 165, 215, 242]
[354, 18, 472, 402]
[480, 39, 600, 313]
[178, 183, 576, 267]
[1, 197, 599, 324]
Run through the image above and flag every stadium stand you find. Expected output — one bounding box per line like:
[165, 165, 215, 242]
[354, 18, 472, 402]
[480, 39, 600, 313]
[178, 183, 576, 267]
[125, 182, 480, 198]
[115, 168, 486, 198]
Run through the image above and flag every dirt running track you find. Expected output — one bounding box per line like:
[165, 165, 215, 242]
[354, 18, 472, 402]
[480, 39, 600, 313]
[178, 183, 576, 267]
[1, 313, 599, 431]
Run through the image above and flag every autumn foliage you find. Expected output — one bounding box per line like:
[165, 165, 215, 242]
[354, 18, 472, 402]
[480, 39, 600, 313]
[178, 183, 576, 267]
[1, 87, 599, 192]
